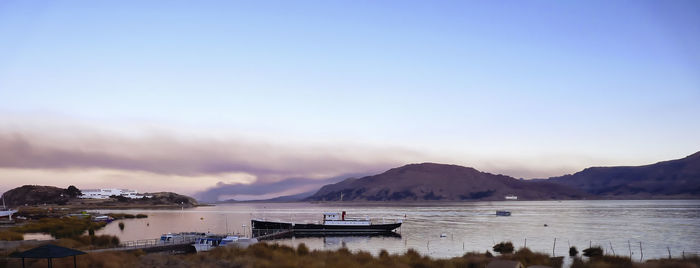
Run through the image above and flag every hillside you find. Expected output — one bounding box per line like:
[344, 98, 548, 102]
[1, 185, 199, 207]
[1, 185, 72, 206]
[306, 163, 588, 201]
[544, 151, 700, 198]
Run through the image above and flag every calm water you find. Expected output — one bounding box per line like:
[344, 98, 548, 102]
[92, 200, 700, 262]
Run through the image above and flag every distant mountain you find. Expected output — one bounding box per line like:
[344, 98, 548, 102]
[305, 163, 588, 201]
[220, 191, 317, 203]
[543, 151, 700, 198]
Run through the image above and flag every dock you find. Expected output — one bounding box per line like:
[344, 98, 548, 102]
[254, 229, 294, 241]
[88, 238, 197, 254]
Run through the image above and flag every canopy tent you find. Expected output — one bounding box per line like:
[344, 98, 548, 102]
[11, 244, 86, 268]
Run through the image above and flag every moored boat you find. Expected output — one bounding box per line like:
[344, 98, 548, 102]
[496, 210, 511, 216]
[252, 211, 402, 237]
[0, 198, 17, 220]
[159, 232, 206, 244]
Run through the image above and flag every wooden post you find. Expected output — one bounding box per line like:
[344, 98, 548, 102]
[553, 238, 556, 256]
[74, 255, 77, 268]
[639, 242, 643, 261]
[524, 238, 527, 248]
[22, 257, 25, 268]
[628, 240, 632, 258]
[609, 241, 615, 255]
[667, 247, 671, 259]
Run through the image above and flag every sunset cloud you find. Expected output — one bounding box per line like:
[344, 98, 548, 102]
[0, 125, 421, 200]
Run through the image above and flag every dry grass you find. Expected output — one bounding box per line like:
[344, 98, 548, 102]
[0, 243, 558, 268]
[0, 230, 24, 241]
[11, 217, 106, 238]
[1, 243, 696, 268]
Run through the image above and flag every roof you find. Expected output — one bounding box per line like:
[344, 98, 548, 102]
[11, 244, 86, 259]
[486, 260, 524, 268]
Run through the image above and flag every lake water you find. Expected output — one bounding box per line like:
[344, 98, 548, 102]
[92, 200, 700, 263]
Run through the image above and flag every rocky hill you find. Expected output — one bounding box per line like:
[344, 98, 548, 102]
[1, 185, 199, 207]
[1, 185, 72, 206]
[306, 163, 588, 201]
[543, 151, 700, 198]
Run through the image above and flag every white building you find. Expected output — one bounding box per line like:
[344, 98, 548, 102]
[79, 188, 151, 199]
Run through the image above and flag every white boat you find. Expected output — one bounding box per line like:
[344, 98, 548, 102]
[504, 195, 518, 200]
[222, 235, 258, 248]
[194, 235, 257, 252]
[159, 232, 206, 244]
[0, 198, 17, 220]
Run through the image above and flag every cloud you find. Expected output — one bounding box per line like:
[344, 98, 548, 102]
[194, 174, 364, 202]
[0, 125, 422, 198]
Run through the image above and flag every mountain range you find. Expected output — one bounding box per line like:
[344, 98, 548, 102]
[300, 151, 700, 201]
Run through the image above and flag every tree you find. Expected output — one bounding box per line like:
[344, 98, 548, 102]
[65, 185, 82, 198]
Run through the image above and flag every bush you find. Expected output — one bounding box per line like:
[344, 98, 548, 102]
[570, 246, 579, 256]
[135, 214, 148, 218]
[297, 243, 309, 256]
[583, 246, 604, 257]
[56, 235, 121, 248]
[118, 222, 125, 230]
[493, 241, 515, 254]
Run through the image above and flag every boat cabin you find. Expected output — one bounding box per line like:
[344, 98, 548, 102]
[323, 212, 346, 221]
[322, 211, 371, 226]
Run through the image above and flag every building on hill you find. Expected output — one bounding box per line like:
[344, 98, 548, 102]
[79, 188, 151, 199]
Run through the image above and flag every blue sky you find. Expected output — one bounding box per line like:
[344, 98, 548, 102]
[1, 1, 699, 199]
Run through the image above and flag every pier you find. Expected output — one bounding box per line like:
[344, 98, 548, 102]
[253, 229, 294, 241]
[88, 237, 197, 254]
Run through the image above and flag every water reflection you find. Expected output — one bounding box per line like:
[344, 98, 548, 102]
[91, 200, 700, 262]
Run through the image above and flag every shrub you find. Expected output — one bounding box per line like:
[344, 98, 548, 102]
[118, 222, 125, 230]
[583, 246, 604, 257]
[493, 241, 515, 254]
[570, 246, 579, 256]
[297, 243, 309, 256]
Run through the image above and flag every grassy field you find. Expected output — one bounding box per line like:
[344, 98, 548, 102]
[3, 242, 697, 268]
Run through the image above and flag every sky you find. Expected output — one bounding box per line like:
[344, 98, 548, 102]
[1, 0, 699, 201]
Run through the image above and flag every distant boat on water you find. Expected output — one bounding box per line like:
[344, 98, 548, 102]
[496, 210, 511, 216]
[504, 195, 518, 200]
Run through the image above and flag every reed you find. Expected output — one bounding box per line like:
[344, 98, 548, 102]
[0, 230, 24, 241]
[11, 217, 107, 238]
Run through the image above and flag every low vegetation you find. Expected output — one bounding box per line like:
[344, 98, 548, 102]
[106, 213, 148, 219]
[0, 230, 24, 241]
[1, 242, 698, 268]
[492, 241, 514, 254]
[10, 217, 107, 238]
[106, 213, 148, 220]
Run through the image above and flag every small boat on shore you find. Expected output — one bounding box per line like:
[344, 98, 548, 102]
[159, 232, 206, 244]
[252, 211, 402, 237]
[92, 215, 114, 222]
[0, 198, 17, 220]
[194, 235, 258, 252]
[504, 195, 518, 200]
[496, 210, 511, 216]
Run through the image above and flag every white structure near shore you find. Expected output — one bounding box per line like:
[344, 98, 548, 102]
[79, 188, 151, 199]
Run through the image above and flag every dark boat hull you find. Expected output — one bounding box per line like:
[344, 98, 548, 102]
[251, 219, 401, 237]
